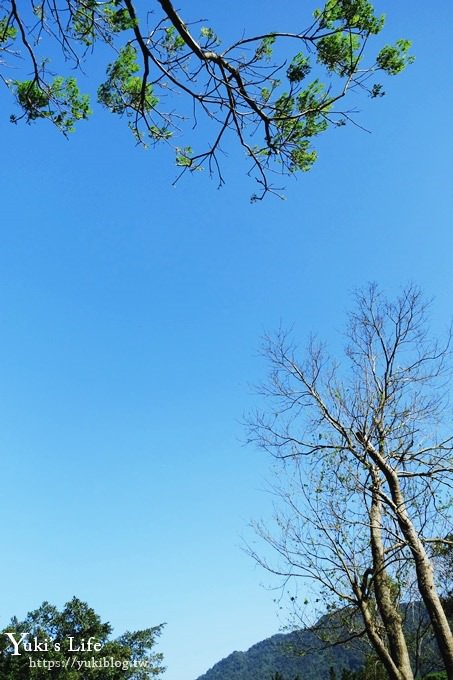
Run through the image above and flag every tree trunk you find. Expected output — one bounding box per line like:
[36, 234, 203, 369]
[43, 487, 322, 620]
[384, 468, 453, 680]
[369, 470, 414, 680]
[357, 596, 406, 680]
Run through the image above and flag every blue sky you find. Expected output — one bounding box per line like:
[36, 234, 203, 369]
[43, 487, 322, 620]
[0, 1, 452, 679]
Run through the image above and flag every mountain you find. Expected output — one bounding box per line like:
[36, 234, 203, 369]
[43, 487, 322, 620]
[195, 603, 447, 680]
[195, 625, 366, 680]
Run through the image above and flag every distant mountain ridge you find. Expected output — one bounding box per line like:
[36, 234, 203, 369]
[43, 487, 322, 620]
[195, 602, 446, 680]
[195, 626, 366, 680]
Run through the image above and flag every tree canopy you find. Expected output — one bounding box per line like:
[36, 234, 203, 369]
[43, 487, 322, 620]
[0, 597, 165, 679]
[0, 0, 413, 198]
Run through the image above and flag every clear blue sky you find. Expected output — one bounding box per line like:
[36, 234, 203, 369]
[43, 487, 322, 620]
[0, 2, 452, 679]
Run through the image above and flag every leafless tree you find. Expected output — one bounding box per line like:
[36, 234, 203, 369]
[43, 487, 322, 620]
[247, 284, 453, 679]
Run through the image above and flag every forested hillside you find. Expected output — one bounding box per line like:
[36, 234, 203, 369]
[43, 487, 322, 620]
[195, 603, 447, 680]
[195, 627, 365, 680]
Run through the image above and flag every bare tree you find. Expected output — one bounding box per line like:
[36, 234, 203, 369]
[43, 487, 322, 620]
[247, 284, 453, 678]
[0, 1, 413, 198]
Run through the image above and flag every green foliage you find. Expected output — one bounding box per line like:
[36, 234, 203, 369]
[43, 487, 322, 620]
[98, 44, 158, 116]
[0, 15, 16, 43]
[286, 54, 311, 83]
[12, 77, 91, 133]
[163, 26, 185, 52]
[150, 125, 172, 141]
[0, 597, 165, 679]
[0, 0, 413, 196]
[71, 0, 104, 44]
[268, 80, 329, 172]
[370, 83, 384, 98]
[317, 32, 361, 75]
[175, 146, 194, 167]
[70, 0, 136, 45]
[14, 80, 49, 117]
[377, 39, 415, 75]
[344, 655, 389, 680]
[200, 26, 219, 44]
[255, 36, 276, 61]
[104, 6, 138, 34]
[314, 0, 384, 34]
